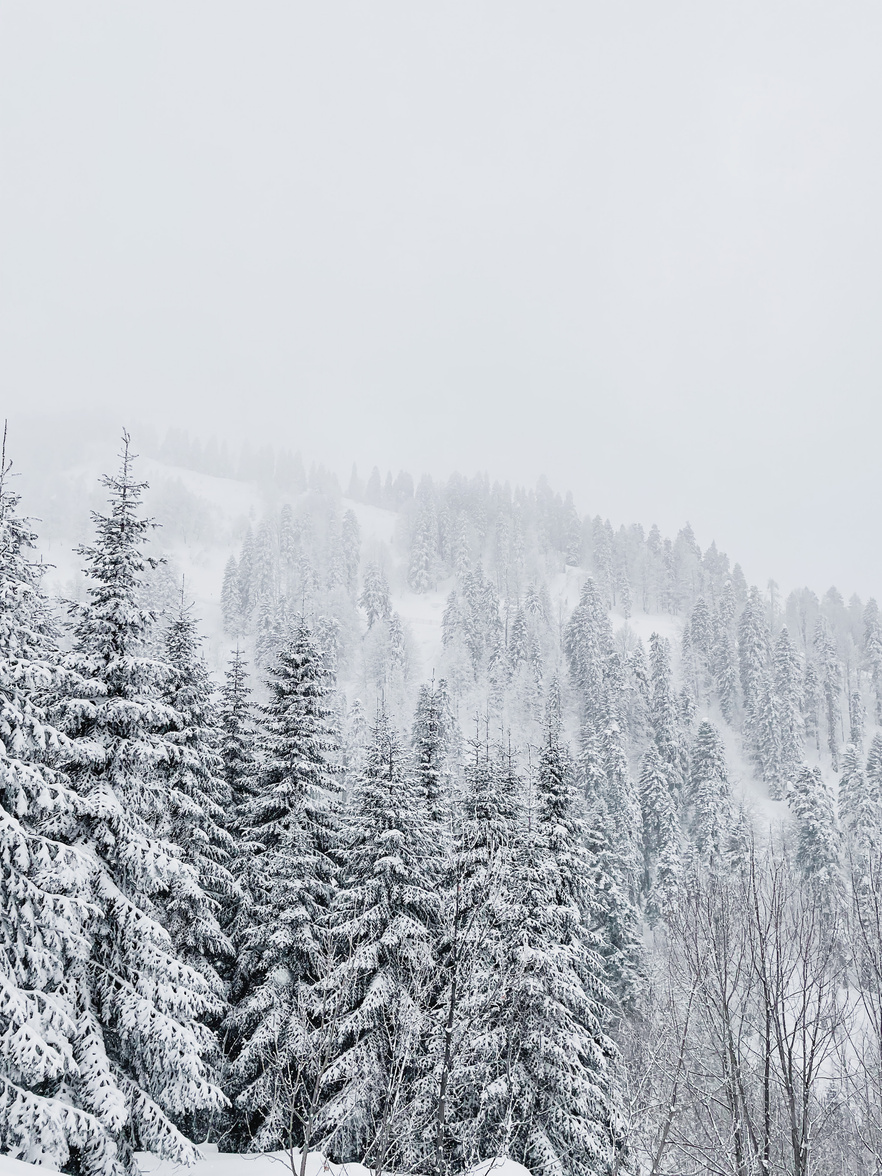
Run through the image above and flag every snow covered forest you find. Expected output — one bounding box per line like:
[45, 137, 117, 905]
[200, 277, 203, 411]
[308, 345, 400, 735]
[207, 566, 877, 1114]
[5, 424, 882, 1176]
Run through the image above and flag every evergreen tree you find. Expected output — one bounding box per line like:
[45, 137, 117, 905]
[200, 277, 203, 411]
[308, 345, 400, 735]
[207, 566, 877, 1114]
[649, 633, 685, 792]
[432, 733, 522, 1173]
[565, 579, 614, 728]
[0, 449, 118, 1171]
[787, 765, 842, 905]
[341, 510, 361, 598]
[458, 712, 624, 1176]
[358, 563, 392, 630]
[221, 555, 240, 635]
[688, 720, 732, 866]
[864, 599, 882, 724]
[598, 701, 642, 892]
[711, 610, 738, 724]
[773, 626, 804, 791]
[317, 711, 437, 1169]
[739, 586, 769, 742]
[411, 679, 453, 833]
[237, 526, 256, 626]
[163, 603, 237, 984]
[839, 742, 878, 856]
[638, 745, 678, 907]
[814, 618, 843, 770]
[56, 436, 225, 1173]
[218, 647, 258, 811]
[226, 620, 341, 1151]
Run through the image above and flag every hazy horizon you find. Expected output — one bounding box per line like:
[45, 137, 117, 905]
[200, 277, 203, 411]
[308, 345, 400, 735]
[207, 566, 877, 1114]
[4, 3, 882, 597]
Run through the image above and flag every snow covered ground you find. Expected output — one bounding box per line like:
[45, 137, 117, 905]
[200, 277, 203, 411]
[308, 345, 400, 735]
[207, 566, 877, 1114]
[0, 1148, 529, 1176]
[136, 1145, 530, 1176]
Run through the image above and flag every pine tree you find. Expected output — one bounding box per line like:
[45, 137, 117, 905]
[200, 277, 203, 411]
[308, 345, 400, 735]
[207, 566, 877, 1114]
[688, 720, 732, 866]
[638, 745, 678, 908]
[849, 689, 865, 751]
[317, 711, 437, 1169]
[739, 586, 769, 744]
[457, 714, 624, 1176]
[711, 610, 738, 724]
[56, 435, 225, 1174]
[237, 525, 256, 626]
[341, 510, 361, 598]
[839, 743, 878, 856]
[565, 579, 614, 728]
[773, 626, 804, 792]
[359, 563, 392, 629]
[218, 647, 258, 810]
[226, 619, 341, 1151]
[599, 700, 642, 892]
[864, 599, 882, 724]
[814, 619, 843, 770]
[0, 447, 116, 1171]
[431, 732, 521, 1174]
[787, 765, 842, 905]
[163, 602, 237, 984]
[411, 679, 453, 833]
[221, 554, 240, 635]
[649, 633, 685, 792]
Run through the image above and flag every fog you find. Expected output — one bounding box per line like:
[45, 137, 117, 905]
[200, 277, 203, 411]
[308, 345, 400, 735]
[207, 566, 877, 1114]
[2, 3, 881, 596]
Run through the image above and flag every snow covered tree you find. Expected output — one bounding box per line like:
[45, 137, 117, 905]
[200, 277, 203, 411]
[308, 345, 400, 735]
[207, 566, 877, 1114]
[711, 609, 739, 724]
[565, 578, 614, 728]
[839, 742, 878, 857]
[237, 525, 256, 625]
[814, 618, 842, 770]
[849, 689, 865, 751]
[218, 647, 258, 811]
[452, 710, 626, 1176]
[599, 700, 642, 892]
[787, 766, 842, 906]
[226, 619, 341, 1151]
[649, 632, 686, 792]
[864, 599, 882, 724]
[739, 587, 769, 747]
[341, 510, 361, 598]
[0, 447, 118, 1172]
[409, 499, 437, 594]
[774, 626, 804, 791]
[688, 721, 732, 866]
[55, 435, 225, 1174]
[358, 563, 391, 630]
[162, 602, 237, 984]
[411, 678, 453, 834]
[317, 711, 437, 1170]
[221, 554, 240, 635]
[638, 745, 678, 913]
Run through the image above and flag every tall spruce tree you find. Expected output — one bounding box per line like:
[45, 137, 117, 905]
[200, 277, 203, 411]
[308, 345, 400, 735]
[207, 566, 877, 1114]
[787, 765, 842, 905]
[411, 678, 453, 834]
[55, 435, 225, 1174]
[162, 602, 237, 985]
[226, 619, 341, 1151]
[317, 711, 437, 1170]
[688, 720, 732, 866]
[218, 647, 258, 811]
[0, 447, 117, 1171]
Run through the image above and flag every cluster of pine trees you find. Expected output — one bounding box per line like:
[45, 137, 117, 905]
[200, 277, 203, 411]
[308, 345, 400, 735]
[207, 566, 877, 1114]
[8, 430, 882, 1176]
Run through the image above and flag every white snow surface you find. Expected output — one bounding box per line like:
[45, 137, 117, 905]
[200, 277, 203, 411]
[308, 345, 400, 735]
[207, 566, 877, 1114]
[135, 1144, 529, 1176]
[0, 1147, 529, 1176]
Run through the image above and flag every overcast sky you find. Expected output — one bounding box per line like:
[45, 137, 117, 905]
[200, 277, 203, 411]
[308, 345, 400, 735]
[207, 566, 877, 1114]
[2, 3, 881, 596]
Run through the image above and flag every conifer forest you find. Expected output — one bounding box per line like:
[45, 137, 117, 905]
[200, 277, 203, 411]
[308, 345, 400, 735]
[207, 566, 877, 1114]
[3, 426, 882, 1176]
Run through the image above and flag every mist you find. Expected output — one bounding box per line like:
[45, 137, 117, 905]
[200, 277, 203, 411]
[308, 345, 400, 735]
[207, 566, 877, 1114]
[3, 2, 881, 596]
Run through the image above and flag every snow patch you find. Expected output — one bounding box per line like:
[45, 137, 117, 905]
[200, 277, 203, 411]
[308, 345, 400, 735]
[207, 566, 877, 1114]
[134, 1145, 530, 1176]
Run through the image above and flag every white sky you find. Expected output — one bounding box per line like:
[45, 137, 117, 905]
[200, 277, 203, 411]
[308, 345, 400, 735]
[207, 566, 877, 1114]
[2, 3, 881, 597]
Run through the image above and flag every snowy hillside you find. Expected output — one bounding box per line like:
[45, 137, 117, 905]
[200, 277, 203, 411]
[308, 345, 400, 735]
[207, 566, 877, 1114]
[5, 431, 882, 1176]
